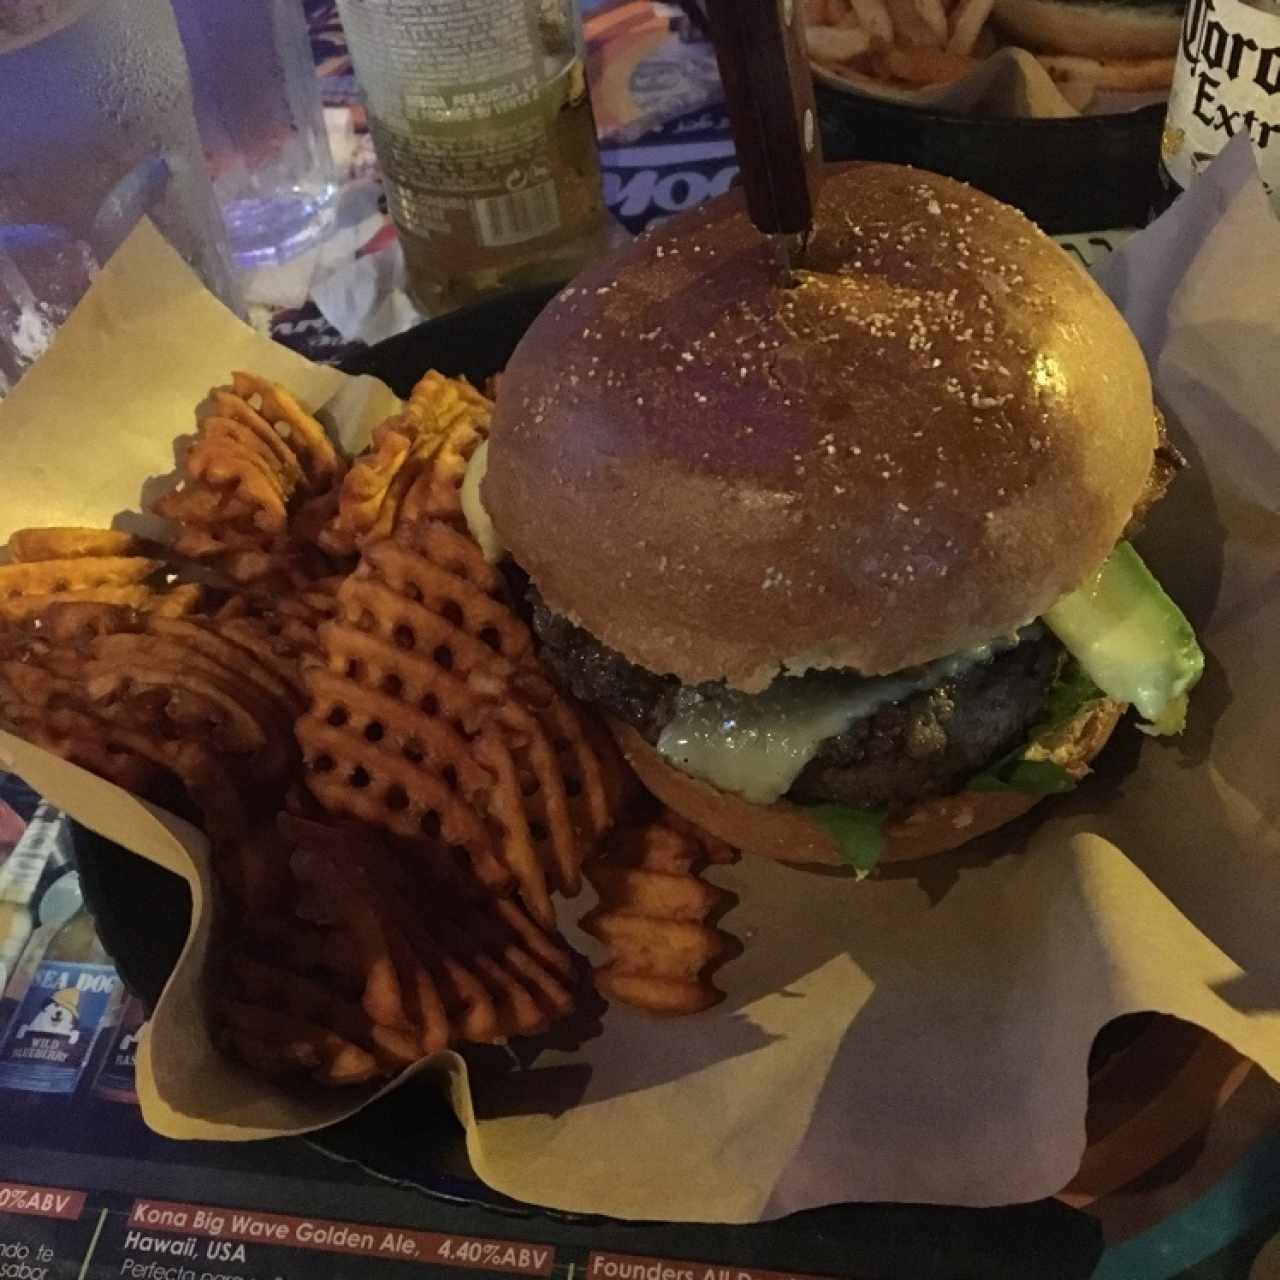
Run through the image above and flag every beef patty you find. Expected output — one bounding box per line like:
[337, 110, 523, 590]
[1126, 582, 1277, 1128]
[529, 591, 1064, 812]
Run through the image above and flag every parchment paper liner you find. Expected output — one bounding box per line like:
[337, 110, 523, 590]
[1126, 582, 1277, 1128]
[1, 157, 1278, 1220]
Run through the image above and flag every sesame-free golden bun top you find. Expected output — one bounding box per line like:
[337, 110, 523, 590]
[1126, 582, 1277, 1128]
[484, 163, 1156, 691]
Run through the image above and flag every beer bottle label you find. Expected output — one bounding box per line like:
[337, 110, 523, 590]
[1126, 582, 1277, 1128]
[337, 0, 608, 310]
[0, 960, 119, 1094]
[1163, 0, 1280, 211]
[93, 997, 144, 1103]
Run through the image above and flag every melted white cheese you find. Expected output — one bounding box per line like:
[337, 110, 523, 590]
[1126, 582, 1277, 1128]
[460, 439, 504, 563]
[657, 638, 1020, 804]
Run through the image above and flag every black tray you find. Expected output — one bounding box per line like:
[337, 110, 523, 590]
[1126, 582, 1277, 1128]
[72, 287, 1105, 1276]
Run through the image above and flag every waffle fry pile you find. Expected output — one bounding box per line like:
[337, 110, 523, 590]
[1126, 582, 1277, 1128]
[0, 529, 200, 620]
[297, 519, 624, 929]
[0, 366, 744, 1090]
[0, 531, 305, 841]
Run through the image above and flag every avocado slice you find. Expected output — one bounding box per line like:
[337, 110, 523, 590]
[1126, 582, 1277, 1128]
[1044, 542, 1204, 735]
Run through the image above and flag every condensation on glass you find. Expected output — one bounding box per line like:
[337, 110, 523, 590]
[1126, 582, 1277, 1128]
[0, 0, 238, 397]
[170, 0, 339, 266]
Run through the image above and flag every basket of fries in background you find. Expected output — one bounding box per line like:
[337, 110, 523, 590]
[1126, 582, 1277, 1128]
[803, 0, 1179, 108]
[794, 0, 1174, 231]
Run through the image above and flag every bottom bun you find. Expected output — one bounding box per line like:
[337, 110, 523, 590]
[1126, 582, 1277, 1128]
[608, 698, 1125, 868]
[991, 0, 1181, 57]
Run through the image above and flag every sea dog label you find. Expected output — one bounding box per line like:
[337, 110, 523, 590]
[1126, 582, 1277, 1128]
[0, 961, 117, 1093]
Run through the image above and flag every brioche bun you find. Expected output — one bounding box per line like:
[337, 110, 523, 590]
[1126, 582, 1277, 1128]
[610, 697, 1125, 866]
[485, 163, 1156, 693]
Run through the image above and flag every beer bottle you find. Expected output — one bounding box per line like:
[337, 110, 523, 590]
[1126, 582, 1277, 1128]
[0, 904, 121, 1096]
[1155, 0, 1280, 215]
[335, 0, 610, 314]
[0, 802, 64, 998]
[91, 994, 144, 1104]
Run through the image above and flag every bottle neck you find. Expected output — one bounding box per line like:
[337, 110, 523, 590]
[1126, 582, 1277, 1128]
[44, 908, 107, 965]
[0, 806, 61, 905]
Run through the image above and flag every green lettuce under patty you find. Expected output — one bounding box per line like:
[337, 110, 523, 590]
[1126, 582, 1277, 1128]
[803, 663, 1106, 873]
[800, 543, 1204, 876]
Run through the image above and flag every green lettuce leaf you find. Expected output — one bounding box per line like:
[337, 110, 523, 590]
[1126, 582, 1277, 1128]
[967, 660, 1104, 796]
[803, 803, 887, 875]
[1039, 660, 1104, 732]
[968, 758, 1077, 795]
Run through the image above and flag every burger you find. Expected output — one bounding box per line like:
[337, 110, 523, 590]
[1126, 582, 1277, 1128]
[472, 162, 1202, 874]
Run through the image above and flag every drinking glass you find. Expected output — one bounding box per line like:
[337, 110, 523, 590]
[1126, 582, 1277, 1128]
[171, 0, 340, 266]
[0, 0, 238, 396]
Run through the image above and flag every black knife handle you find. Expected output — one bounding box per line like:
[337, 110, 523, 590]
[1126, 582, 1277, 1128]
[704, 0, 824, 236]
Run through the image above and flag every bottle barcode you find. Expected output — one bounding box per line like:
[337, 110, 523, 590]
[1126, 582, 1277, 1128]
[472, 182, 561, 248]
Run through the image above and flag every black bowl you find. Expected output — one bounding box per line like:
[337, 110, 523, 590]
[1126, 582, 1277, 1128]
[815, 79, 1165, 233]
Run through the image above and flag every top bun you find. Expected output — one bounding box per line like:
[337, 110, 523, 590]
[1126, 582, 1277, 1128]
[485, 162, 1155, 692]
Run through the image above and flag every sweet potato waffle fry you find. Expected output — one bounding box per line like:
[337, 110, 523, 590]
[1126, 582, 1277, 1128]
[0, 539, 310, 840]
[317, 370, 494, 555]
[398, 372, 494, 529]
[152, 373, 348, 586]
[298, 515, 627, 927]
[213, 815, 578, 1085]
[583, 810, 740, 1015]
[6, 528, 143, 562]
[1, 528, 200, 621]
[230, 373, 344, 489]
[211, 575, 342, 700]
[317, 422, 420, 555]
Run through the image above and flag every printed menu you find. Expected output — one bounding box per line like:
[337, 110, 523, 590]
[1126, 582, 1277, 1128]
[2, 769, 1278, 1278]
[1, 773, 1105, 1280]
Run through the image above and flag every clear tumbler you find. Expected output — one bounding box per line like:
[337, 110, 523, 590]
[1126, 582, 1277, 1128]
[170, 0, 340, 266]
[0, 0, 238, 396]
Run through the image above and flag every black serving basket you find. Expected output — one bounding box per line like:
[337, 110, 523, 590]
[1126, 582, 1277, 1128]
[814, 80, 1166, 233]
[69, 285, 1110, 1277]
